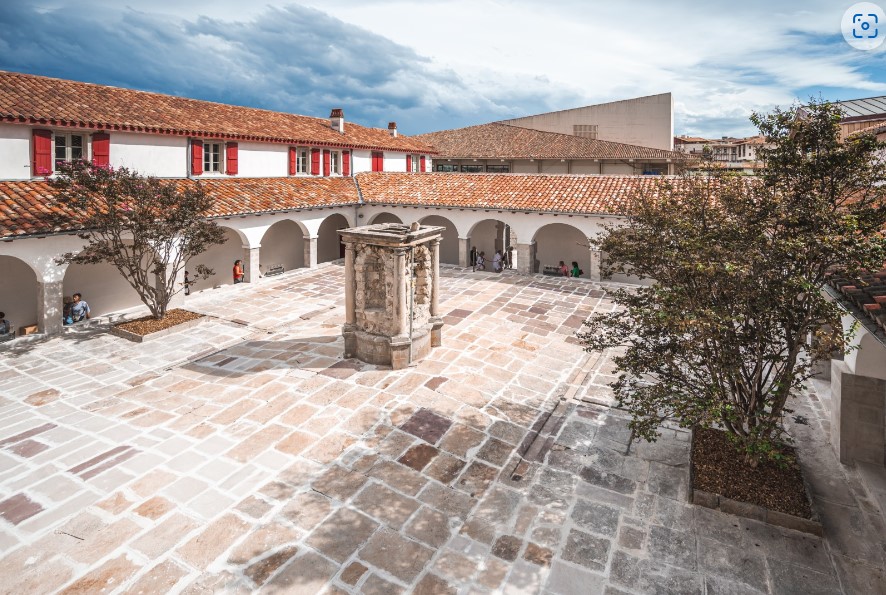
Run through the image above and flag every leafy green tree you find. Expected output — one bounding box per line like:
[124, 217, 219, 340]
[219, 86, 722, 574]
[580, 100, 886, 466]
[51, 161, 226, 319]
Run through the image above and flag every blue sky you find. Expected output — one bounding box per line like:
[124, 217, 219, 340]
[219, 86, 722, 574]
[1, 1, 884, 138]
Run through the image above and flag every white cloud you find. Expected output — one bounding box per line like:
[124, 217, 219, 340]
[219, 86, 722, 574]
[13, 0, 886, 137]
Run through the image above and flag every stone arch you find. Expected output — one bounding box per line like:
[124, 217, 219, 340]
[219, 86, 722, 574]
[62, 249, 151, 319]
[467, 218, 516, 267]
[188, 226, 239, 292]
[368, 212, 402, 225]
[0, 255, 39, 334]
[317, 213, 350, 263]
[532, 222, 591, 278]
[259, 219, 305, 275]
[419, 214, 459, 265]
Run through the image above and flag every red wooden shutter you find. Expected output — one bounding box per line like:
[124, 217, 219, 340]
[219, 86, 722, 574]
[225, 142, 238, 175]
[191, 139, 203, 175]
[420, 155, 426, 172]
[371, 151, 383, 172]
[323, 149, 331, 176]
[406, 154, 412, 172]
[32, 129, 53, 176]
[311, 148, 320, 175]
[92, 132, 110, 167]
[289, 147, 296, 175]
[342, 150, 350, 176]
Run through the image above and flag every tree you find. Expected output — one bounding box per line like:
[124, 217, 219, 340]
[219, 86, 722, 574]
[51, 161, 227, 319]
[579, 100, 886, 466]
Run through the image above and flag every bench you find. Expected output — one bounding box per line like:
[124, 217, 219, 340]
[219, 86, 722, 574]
[265, 264, 285, 277]
[542, 265, 561, 276]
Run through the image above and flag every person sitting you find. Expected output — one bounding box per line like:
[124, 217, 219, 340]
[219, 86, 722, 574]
[493, 250, 503, 273]
[70, 293, 90, 323]
[476, 251, 486, 271]
[0, 312, 10, 335]
[233, 259, 245, 284]
[63, 296, 74, 325]
[571, 261, 583, 278]
[558, 260, 569, 276]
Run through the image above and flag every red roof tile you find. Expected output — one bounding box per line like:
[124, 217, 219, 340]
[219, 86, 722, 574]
[355, 172, 663, 214]
[0, 177, 359, 238]
[415, 123, 683, 160]
[0, 70, 435, 153]
[1, 173, 669, 239]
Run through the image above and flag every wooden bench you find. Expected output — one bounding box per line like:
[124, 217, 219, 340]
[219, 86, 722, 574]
[265, 264, 285, 277]
[542, 265, 561, 276]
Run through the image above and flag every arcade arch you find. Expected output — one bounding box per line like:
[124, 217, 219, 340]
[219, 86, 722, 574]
[532, 223, 591, 278]
[0, 256, 39, 333]
[259, 219, 305, 275]
[418, 215, 459, 265]
[317, 213, 350, 263]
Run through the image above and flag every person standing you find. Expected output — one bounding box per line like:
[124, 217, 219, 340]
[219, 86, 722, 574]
[571, 261, 583, 278]
[70, 293, 90, 322]
[470, 246, 478, 270]
[493, 250, 503, 273]
[233, 260, 245, 284]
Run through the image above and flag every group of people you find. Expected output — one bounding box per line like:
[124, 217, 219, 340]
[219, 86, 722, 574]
[62, 293, 91, 325]
[559, 261, 584, 278]
[471, 246, 511, 273]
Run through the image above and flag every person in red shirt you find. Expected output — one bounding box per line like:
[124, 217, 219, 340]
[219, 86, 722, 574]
[233, 259, 245, 284]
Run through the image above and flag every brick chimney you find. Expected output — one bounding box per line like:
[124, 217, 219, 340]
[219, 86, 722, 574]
[330, 108, 344, 133]
[388, 122, 398, 138]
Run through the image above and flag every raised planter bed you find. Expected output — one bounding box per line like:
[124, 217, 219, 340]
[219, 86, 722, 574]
[110, 309, 205, 343]
[689, 427, 822, 536]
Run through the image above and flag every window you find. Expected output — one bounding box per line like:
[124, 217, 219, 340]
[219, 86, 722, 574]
[54, 133, 85, 164]
[297, 148, 308, 174]
[330, 151, 341, 175]
[203, 142, 222, 173]
[435, 164, 459, 172]
[411, 155, 420, 173]
[486, 165, 510, 173]
[460, 164, 483, 173]
[573, 124, 598, 139]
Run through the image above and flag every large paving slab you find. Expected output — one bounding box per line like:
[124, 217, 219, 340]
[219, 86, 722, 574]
[0, 264, 882, 593]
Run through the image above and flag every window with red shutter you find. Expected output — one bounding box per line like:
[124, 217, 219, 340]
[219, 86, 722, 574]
[92, 133, 110, 167]
[311, 148, 321, 175]
[289, 147, 296, 175]
[323, 149, 331, 176]
[371, 151, 383, 172]
[32, 129, 53, 176]
[225, 142, 238, 175]
[420, 155, 426, 172]
[342, 150, 350, 176]
[191, 139, 203, 176]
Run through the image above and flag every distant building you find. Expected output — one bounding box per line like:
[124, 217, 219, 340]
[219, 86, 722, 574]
[499, 93, 674, 151]
[415, 123, 683, 175]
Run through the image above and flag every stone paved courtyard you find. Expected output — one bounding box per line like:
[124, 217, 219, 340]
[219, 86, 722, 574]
[0, 265, 883, 594]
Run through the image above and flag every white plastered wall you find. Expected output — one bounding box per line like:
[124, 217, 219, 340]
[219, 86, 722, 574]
[110, 132, 188, 178]
[259, 219, 306, 273]
[238, 142, 289, 178]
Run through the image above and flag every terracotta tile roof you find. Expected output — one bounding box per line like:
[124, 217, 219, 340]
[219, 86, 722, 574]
[1, 172, 669, 239]
[0, 70, 435, 153]
[414, 123, 684, 160]
[0, 177, 359, 238]
[355, 172, 663, 214]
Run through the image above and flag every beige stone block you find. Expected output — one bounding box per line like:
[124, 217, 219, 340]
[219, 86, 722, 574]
[177, 514, 251, 569]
